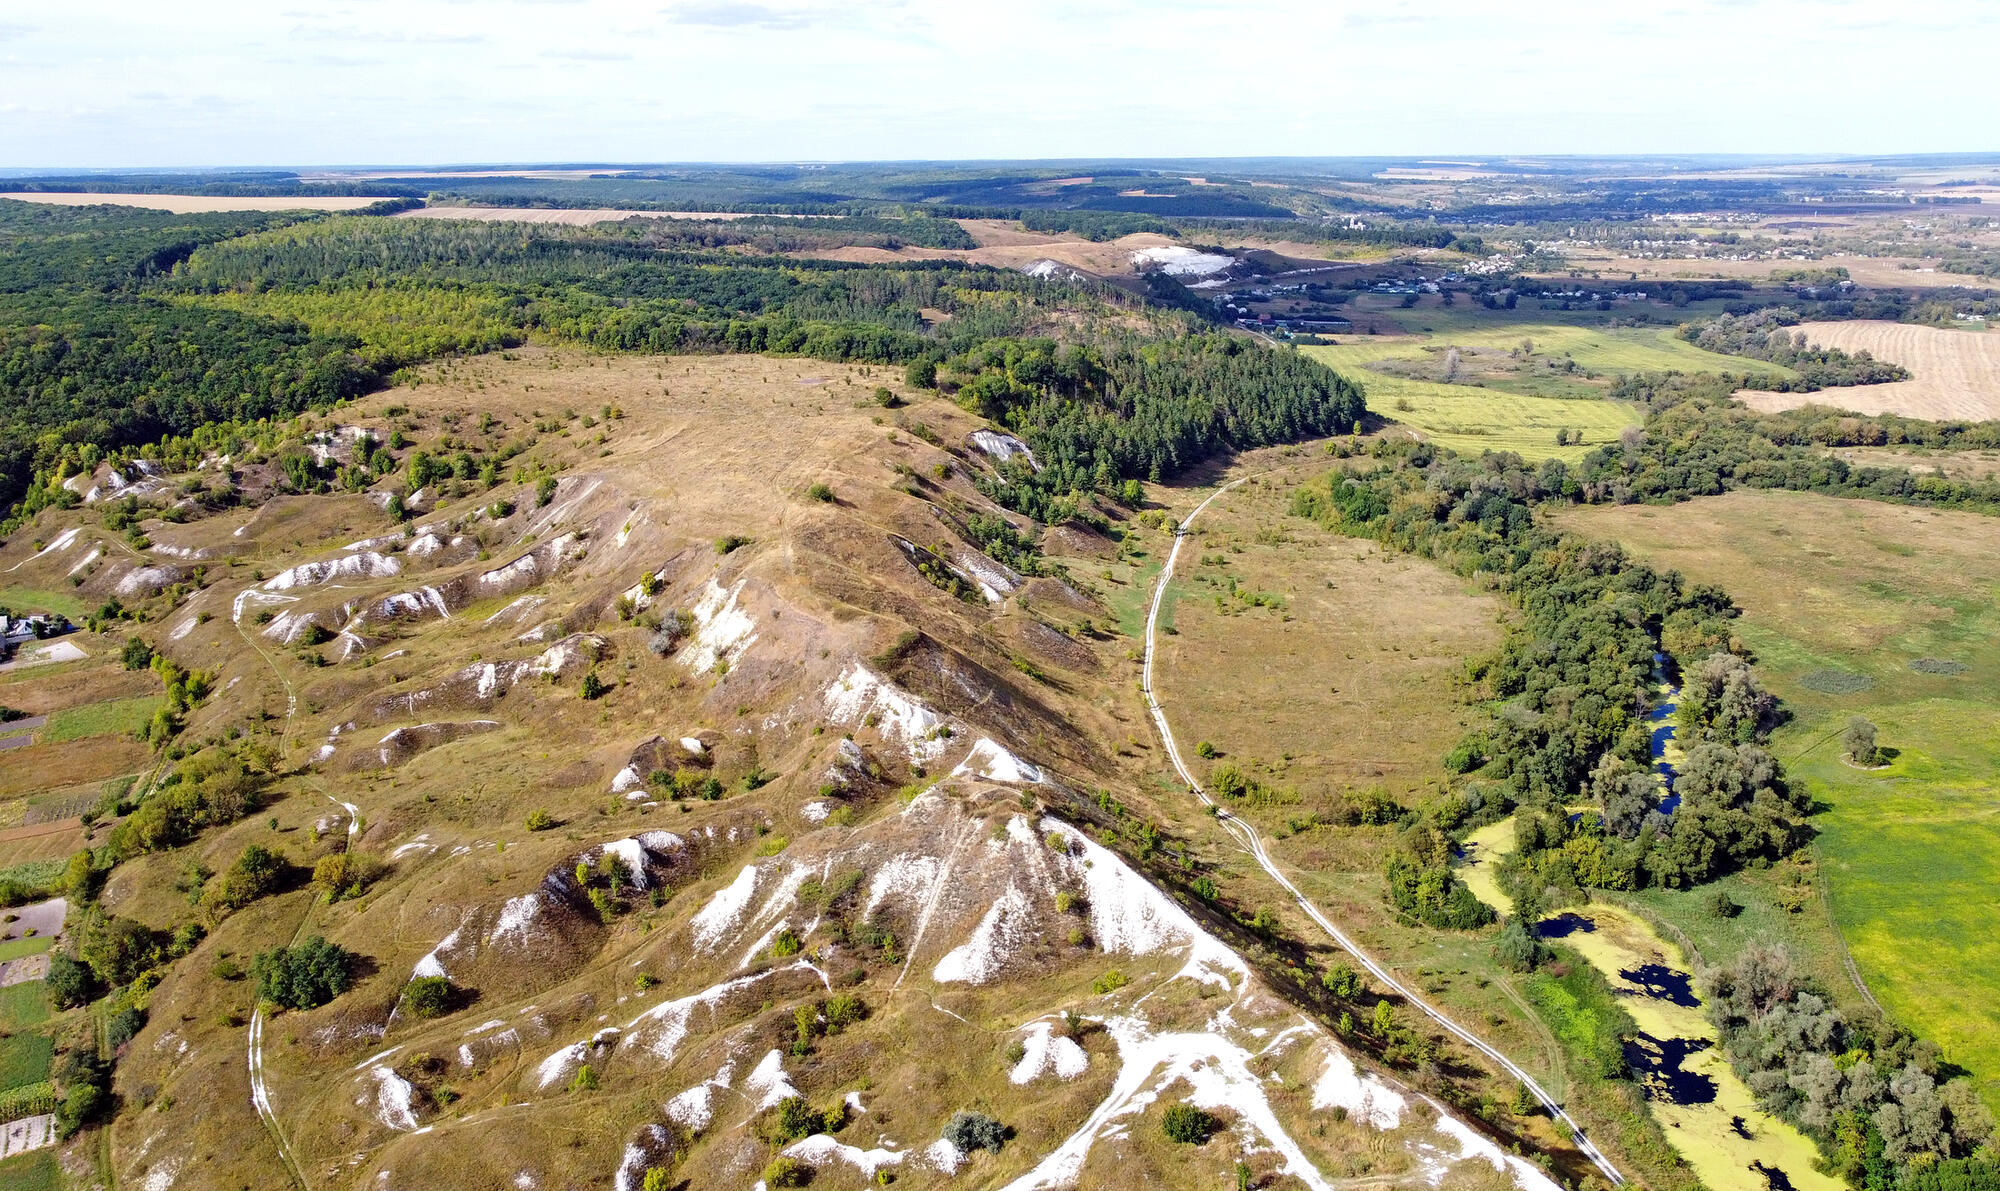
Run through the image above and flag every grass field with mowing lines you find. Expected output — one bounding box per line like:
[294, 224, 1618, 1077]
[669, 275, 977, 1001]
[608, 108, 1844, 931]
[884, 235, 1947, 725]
[1303, 315, 1786, 461]
[0, 1034, 50, 1093]
[44, 695, 159, 743]
[0, 985, 49, 1033]
[1563, 490, 2000, 1111]
[0, 1152, 58, 1191]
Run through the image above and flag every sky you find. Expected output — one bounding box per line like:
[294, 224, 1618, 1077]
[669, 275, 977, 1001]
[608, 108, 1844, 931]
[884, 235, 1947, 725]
[2, 0, 1995, 168]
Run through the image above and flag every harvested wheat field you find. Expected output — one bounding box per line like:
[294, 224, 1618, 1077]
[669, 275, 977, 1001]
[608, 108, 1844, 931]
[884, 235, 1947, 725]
[1736, 321, 2000, 419]
[0, 192, 384, 212]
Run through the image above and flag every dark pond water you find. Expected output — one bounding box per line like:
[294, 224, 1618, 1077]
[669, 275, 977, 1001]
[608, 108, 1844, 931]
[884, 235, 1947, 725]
[1536, 911, 1597, 939]
[1651, 653, 1682, 815]
[1620, 963, 1701, 1008]
[1624, 1031, 1718, 1105]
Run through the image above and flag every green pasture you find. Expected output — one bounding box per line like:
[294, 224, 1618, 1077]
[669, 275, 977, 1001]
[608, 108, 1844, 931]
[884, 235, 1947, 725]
[44, 695, 159, 743]
[1566, 491, 2000, 1111]
[1303, 314, 1790, 462]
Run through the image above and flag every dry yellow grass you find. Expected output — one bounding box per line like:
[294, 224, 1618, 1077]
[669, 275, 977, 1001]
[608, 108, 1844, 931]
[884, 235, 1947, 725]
[0, 192, 383, 213]
[1736, 321, 2000, 419]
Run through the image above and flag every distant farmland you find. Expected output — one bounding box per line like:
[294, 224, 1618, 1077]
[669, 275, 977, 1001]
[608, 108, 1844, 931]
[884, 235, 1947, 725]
[1737, 321, 2000, 420]
[0, 192, 384, 212]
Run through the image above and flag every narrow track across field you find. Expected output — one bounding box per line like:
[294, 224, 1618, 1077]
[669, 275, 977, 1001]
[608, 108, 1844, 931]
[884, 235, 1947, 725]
[1140, 476, 1626, 1186]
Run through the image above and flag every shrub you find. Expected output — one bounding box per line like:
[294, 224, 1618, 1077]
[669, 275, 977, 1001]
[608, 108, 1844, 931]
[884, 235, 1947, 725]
[1321, 963, 1363, 999]
[1090, 969, 1128, 995]
[1843, 716, 1879, 766]
[47, 953, 95, 1008]
[1161, 1102, 1217, 1144]
[772, 1095, 830, 1141]
[1194, 740, 1216, 759]
[570, 1064, 597, 1092]
[763, 1156, 809, 1188]
[525, 809, 556, 831]
[579, 669, 610, 700]
[772, 928, 802, 958]
[402, 975, 453, 1018]
[55, 1081, 106, 1139]
[942, 1110, 1006, 1154]
[209, 843, 286, 911]
[1492, 918, 1546, 973]
[805, 482, 835, 503]
[714, 534, 750, 555]
[825, 993, 864, 1033]
[105, 1005, 146, 1051]
[253, 936, 353, 1010]
[120, 638, 154, 670]
[535, 475, 557, 507]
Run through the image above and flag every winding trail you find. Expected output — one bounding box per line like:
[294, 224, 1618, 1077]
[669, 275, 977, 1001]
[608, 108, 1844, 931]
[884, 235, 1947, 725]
[1140, 476, 1626, 1187]
[232, 599, 316, 1191]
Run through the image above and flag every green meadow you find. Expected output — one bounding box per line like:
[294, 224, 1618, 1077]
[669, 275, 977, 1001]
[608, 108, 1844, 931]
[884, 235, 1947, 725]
[1303, 313, 1785, 461]
[1565, 490, 2000, 1111]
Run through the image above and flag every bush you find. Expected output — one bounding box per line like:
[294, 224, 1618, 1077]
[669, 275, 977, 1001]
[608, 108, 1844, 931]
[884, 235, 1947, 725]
[805, 482, 835, 503]
[1161, 1102, 1217, 1144]
[120, 637, 153, 670]
[1320, 963, 1362, 999]
[55, 1081, 105, 1139]
[402, 975, 453, 1018]
[942, 1110, 1007, 1154]
[579, 669, 610, 700]
[1194, 740, 1216, 759]
[1492, 918, 1546, 973]
[771, 1095, 831, 1142]
[47, 953, 95, 1008]
[208, 843, 286, 911]
[1843, 716, 1879, 766]
[824, 993, 863, 1033]
[252, 936, 353, 1010]
[105, 1005, 146, 1050]
[1091, 969, 1129, 995]
[525, 809, 556, 831]
[763, 1156, 809, 1188]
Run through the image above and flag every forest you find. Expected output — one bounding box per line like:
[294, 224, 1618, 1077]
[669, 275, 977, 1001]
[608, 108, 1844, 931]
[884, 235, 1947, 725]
[0, 200, 1368, 534]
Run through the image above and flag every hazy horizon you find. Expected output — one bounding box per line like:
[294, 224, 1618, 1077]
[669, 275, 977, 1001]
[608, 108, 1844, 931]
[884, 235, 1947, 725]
[5, 0, 1992, 168]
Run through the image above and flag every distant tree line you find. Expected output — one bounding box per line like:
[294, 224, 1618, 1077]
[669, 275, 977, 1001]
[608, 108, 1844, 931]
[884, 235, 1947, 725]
[1573, 372, 2000, 515]
[1679, 309, 1912, 389]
